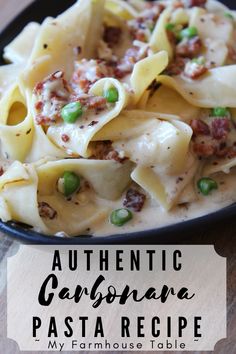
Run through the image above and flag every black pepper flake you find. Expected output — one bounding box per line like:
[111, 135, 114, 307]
[189, 92, 194, 95]
[26, 128, 32, 135]
[88, 120, 98, 127]
[176, 177, 184, 184]
[43, 43, 48, 49]
[200, 18, 205, 22]
[79, 125, 84, 129]
[16, 133, 20, 137]
[76, 46, 82, 55]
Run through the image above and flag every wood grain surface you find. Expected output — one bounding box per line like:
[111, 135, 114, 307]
[0, 1, 235, 354]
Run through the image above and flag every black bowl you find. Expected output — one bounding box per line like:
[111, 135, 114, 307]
[0, 0, 235, 244]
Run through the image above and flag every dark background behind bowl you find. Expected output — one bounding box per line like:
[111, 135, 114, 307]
[0, 0, 236, 245]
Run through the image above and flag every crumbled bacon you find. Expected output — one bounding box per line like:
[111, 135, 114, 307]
[128, 4, 163, 41]
[192, 142, 216, 158]
[123, 188, 146, 212]
[115, 46, 147, 78]
[176, 37, 202, 58]
[34, 71, 70, 125]
[72, 59, 114, 93]
[0, 167, 4, 177]
[165, 56, 186, 76]
[191, 117, 232, 158]
[227, 46, 236, 62]
[38, 202, 57, 220]
[185, 0, 207, 8]
[184, 61, 208, 79]
[103, 26, 122, 47]
[211, 118, 230, 140]
[71, 94, 107, 112]
[91, 141, 127, 163]
[61, 134, 70, 143]
[190, 119, 210, 136]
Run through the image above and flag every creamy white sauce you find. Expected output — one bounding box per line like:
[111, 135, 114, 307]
[93, 169, 236, 237]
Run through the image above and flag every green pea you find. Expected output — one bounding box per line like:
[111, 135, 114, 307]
[104, 87, 119, 103]
[110, 208, 133, 226]
[197, 177, 218, 196]
[211, 107, 230, 117]
[192, 56, 205, 65]
[61, 102, 83, 124]
[179, 26, 198, 40]
[63, 171, 80, 197]
[165, 23, 176, 31]
[225, 12, 234, 20]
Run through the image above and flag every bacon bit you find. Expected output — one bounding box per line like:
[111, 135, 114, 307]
[38, 202, 57, 220]
[190, 119, 210, 135]
[34, 81, 43, 93]
[75, 46, 82, 55]
[72, 59, 114, 93]
[91, 141, 127, 163]
[123, 188, 146, 212]
[35, 101, 43, 110]
[211, 118, 230, 140]
[227, 46, 236, 62]
[103, 26, 122, 47]
[193, 142, 216, 157]
[34, 71, 70, 125]
[72, 94, 107, 111]
[176, 37, 202, 58]
[166, 56, 186, 76]
[116, 46, 147, 78]
[88, 121, 98, 127]
[184, 61, 208, 79]
[185, 0, 207, 8]
[106, 150, 127, 163]
[61, 134, 70, 143]
[0, 167, 4, 176]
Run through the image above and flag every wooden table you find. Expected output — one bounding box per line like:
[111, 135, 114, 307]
[0, 1, 236, 353]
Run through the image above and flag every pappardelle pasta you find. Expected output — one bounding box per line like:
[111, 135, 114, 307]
[1, 0, 236, 237]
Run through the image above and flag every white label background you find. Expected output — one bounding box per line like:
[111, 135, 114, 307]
[7, 245, 226, 351]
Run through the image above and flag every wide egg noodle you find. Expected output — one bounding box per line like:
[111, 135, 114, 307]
[47, 78, 128, 158]
[20, 0, 105, 90]
[103, 10, 133, 59]
[36, 159, 133, 201]
[146, 86, 200, 123]
[0, 86, 34, 161]
[157, 65, 236, 108]
[0, 161, 48, 232]
[94, 110, 192, 174]
[0, 64, 23, 99]
[3, 22, 40, 64]
[131, 153, 198, 211]
[130, 51, 168, 103]
[105, 0, 138, 20]
[189, 6, 233, 44]
[149, 8, 173, 60]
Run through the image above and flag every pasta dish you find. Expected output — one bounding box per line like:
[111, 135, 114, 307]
[0, 0, 236, 237]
